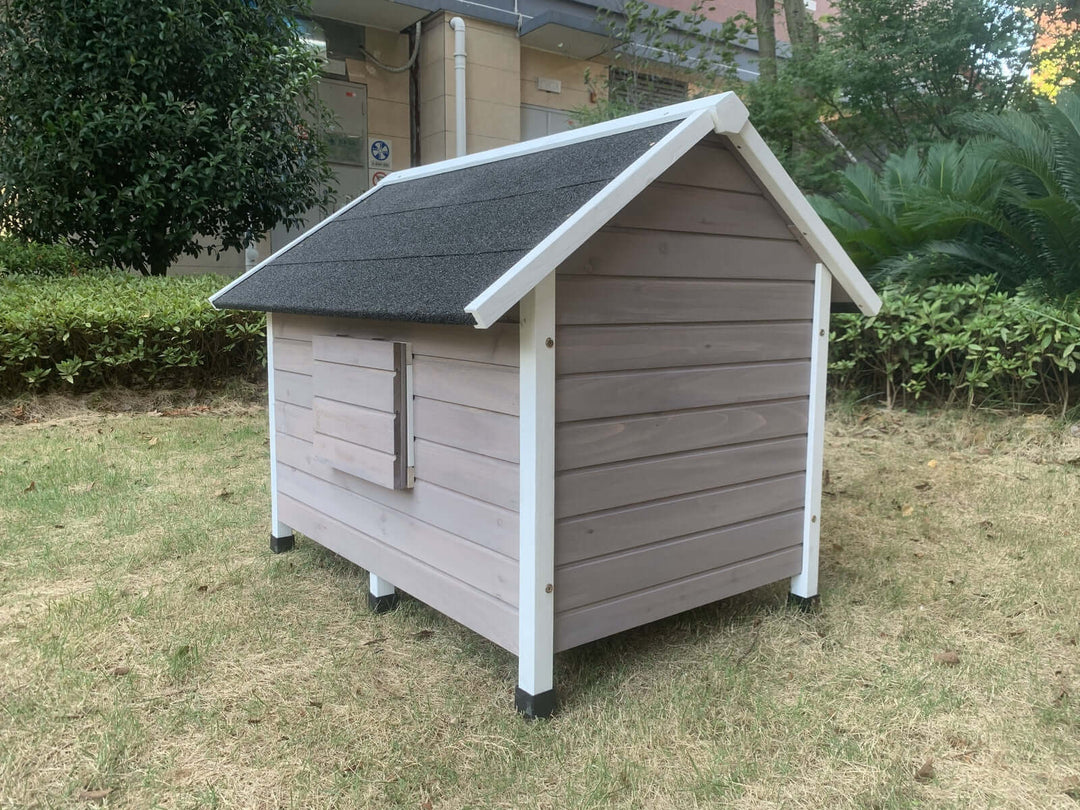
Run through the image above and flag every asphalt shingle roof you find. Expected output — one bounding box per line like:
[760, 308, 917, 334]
[212, 121, 678, 324]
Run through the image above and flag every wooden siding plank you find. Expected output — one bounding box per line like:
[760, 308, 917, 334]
[555, 473, 805, 564]
[278, 465, 517, 606]
[413, 356, 519, 416]
[655, 143, 762, 193]
[557, 511, 803, 611]
[413, 438, 519, 511]
[276, 433, 518, 558]
[553, 546, 802, 651]
[279, 495, 518, 653]
[556, 322, 812, 374]
[556, 277, 814, 325]
[312, 334, 399, 370]
[556, 361, 811, 422]
[555, 400, 809, 471]
[558, 228, 816, 281]
[611, 184, 796, 241]
[275, 314, 520, 367]
[313, 433, 397, 490]
[273, 369, 312, 409]
[414, 397, 519, 463]
[275, 401, 313, 443]
[272, 338, 311, 375]
[313, 397, 397, 454]
[555, 436, 807, 519]
[312, 362, 396, 412]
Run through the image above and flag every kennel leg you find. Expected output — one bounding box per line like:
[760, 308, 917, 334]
[269, 523, 295, 554]
[368, 573, 400, 613]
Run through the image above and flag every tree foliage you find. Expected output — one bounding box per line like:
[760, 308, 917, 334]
[0, 0, 335, 276]
[815, 0, 1038, 161]
[745, 0, 1080, 190]
[570, 0, 750, 127]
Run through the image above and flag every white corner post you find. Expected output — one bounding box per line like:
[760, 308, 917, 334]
[791, 264, 832, 605]
[449, 17, 467, 158]
[516, 271, 556, 718]
[266, 313, 295, 553]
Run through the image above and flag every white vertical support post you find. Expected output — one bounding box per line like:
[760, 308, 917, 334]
[368, 572, 399, 613]
[516, 271, 557, 719]
[266, 312, 295, 553]
[791, 263, 832, 605]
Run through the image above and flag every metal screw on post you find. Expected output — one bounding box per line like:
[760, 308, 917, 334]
[545, 338, 554, 348]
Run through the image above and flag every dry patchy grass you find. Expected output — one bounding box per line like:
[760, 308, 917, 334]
[1, 402, 1079, 809]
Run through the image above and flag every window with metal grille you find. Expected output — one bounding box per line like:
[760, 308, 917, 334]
[608, 68, 689, 110]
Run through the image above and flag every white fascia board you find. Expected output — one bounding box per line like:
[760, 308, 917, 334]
[725, 122, 882, 316]
[465, 99, 746, 329]
[380, 92, 743, 190]
[207, 181, 387, 309]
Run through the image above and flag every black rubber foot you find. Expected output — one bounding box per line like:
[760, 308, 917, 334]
[515, 687, 557, 720]
[788, 592, 821, 612]
[368, 592, 400, 613]
[269, 534, 295, 554]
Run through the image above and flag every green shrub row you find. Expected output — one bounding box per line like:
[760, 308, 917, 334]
[0, 236, 104, 277]
[831, 277, 1080, 413]
[0, 271, 265, 393]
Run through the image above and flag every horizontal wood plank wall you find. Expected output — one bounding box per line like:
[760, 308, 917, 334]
[272, 315, 521, 653]
[553, 141, 817, 651]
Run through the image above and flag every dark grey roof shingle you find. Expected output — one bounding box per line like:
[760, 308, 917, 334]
[212, 122, 678, 323]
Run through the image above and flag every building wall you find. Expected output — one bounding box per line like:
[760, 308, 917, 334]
[347, 27, 411, 178]
[270, 313, 522, 653]
[419, 13, 524, 161]
[550, 135, 818, 651]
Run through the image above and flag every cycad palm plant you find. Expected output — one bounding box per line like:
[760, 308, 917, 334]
[812, 90, 1080, 300]
[809, 141, 1003, 285]
[930, 91, 1080, 300]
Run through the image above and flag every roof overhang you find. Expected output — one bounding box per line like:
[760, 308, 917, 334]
[311, 0, 428, 32]
[518, 11, 614, 59]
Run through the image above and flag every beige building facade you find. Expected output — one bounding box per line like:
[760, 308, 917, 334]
[178, 0, 762, 276]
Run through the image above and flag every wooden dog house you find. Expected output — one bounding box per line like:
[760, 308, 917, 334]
[211, 93, 881, 718]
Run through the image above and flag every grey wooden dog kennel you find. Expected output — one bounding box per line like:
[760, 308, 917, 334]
[211, 92, 880, 718]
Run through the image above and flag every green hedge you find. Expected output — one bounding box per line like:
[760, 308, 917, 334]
[0, 271, 265, 394]
[0, 236, 104, 277]
[831, 277, 1080, 413]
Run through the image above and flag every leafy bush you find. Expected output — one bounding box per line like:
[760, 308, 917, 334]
[0, 272, 265, 393]
[831, 277, 1080, 413]
[0, 237, 103, 277]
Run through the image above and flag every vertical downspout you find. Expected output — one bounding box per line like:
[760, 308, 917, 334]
[449, 16, 467, 157]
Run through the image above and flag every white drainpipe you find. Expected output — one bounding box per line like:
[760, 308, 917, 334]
[449, 17, 467, 157]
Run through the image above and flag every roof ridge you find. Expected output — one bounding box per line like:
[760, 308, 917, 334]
[378, 93, 741, 189]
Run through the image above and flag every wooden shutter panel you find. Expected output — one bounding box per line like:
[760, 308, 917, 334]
[311, 336, 413, 489]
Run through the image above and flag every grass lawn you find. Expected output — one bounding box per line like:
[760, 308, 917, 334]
[1, 398, 1079, 808]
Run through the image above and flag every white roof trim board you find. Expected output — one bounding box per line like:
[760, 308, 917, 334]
[210, 92, 881, 324]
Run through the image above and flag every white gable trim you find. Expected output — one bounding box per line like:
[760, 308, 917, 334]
[466, 95, 748, 328]
[725, 123, 882, 316]
[465, 92, 879, 326]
